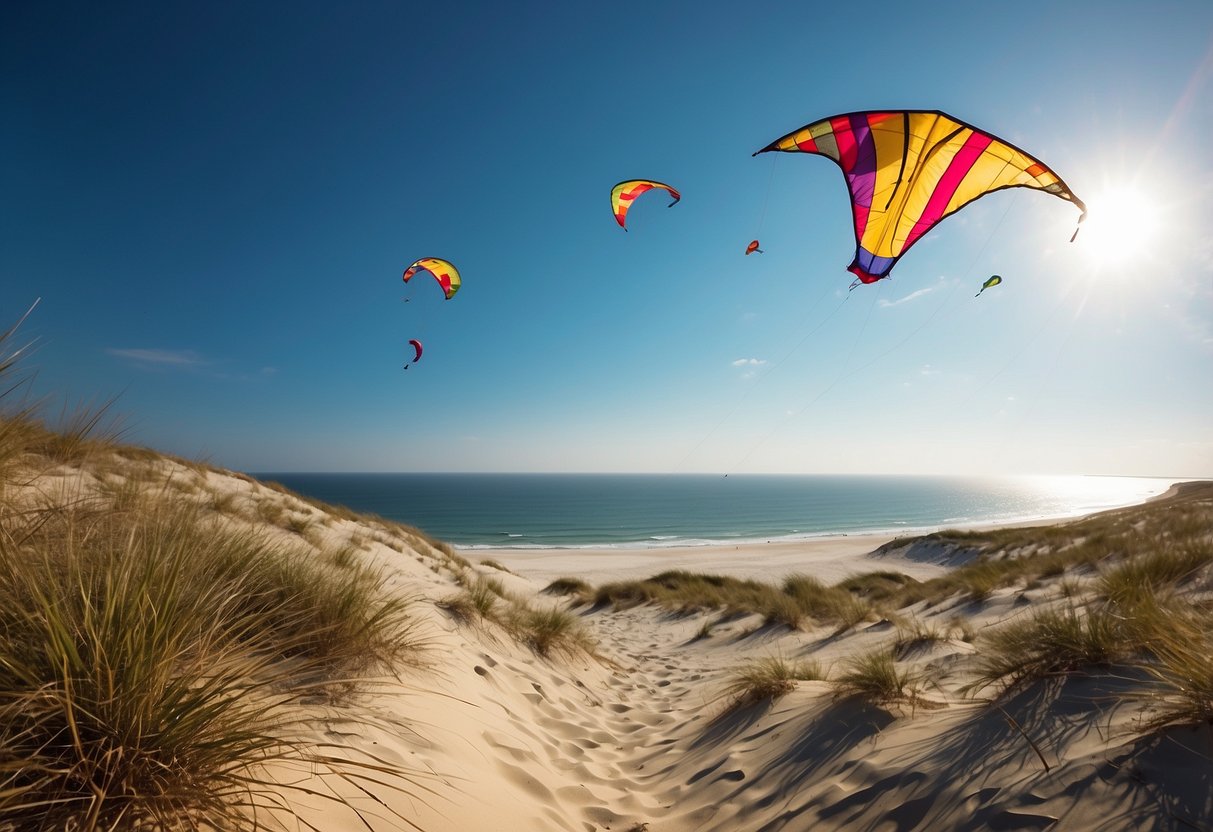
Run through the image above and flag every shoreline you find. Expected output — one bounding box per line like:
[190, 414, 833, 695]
[467, 489, 1194, 586]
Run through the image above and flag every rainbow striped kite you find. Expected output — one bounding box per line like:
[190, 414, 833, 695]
[755, 111, 1086, 285]
[611, 180, 681, 230]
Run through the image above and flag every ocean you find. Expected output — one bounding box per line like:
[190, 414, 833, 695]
[252, 473, 1177, 550]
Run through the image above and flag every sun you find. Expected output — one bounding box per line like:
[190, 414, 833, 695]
[1077, 185, 1162, 268]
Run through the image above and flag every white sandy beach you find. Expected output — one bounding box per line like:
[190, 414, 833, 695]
[472, 510, 1091, 586]
[472, 532, 937, 586]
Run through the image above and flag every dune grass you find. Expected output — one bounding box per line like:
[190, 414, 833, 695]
[0, 309, 452, 828]
[781, 574, 874, 630]
[590, 570, 876, 632]
[1138, 612, 1213, 731]
[834, 648, 922, 705]
[837, 570, 921, 602]
[1097, 541, 1213, 606]
[504, 603, 595, 658]
[721, 656, 824, 710]
[893, 621, 949, 659]
[0, 496, 425, 829]
[543, 576, 593, 598]
[966, 602, 1149, 696]
[439, 576, 503, 622]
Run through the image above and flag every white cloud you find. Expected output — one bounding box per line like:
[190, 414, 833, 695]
[731, 358, 767, 367]
[879, 287, 933, 307]
[106, 348, 208, 367]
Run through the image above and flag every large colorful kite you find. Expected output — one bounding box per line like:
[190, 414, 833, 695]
[402, 257, 461, 300]
[754, 111, 1087, 285]
[611, 180, 681, 230]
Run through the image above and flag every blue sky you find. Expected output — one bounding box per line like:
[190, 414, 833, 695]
[2, 1, 1211, 476]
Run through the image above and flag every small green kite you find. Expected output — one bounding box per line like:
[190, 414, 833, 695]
[976, 275, 1002, 297]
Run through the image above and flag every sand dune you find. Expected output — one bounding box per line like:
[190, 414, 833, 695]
[5, 454, 1211, 831]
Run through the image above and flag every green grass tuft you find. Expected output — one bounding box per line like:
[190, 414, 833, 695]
[721, 656, 824, 710]
[505, 604, 595, 657]
[967, 603, 1146, 696]
[834, 648, 921, 704]
[544, 577, 592, 597]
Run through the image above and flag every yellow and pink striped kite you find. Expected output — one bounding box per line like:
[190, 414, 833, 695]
[611, 179, 681, 230]
[754, 111, 1086, 285]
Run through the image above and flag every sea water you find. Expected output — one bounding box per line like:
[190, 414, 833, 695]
[253, 473, 1177, 549]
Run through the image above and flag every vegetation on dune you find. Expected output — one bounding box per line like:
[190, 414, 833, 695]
[721, 656, 824, 710]
[591, 569, 876, 632]
[966, 603, 1145, 695]
[1138, 611, 1213, 731]
[0, 498, 427, 829]
[0, 313, 438, 830]
[504, 603, 596, 658]
[834, 648, 923, 705]
[543, 576, 593, 597]
[439, 575, 504, 622]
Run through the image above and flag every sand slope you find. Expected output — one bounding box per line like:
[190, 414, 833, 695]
[9, 457, 1210, 831]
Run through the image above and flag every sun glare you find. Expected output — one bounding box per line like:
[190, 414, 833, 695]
[1078, 186, 1162, 268]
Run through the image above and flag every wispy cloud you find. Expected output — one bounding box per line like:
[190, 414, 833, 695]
[879, 287, 933, 307]
[107, 348, 209, 367]
[731, 358, 767, 367]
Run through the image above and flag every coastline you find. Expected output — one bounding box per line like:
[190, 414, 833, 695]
[467, 488, 1191, 585]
